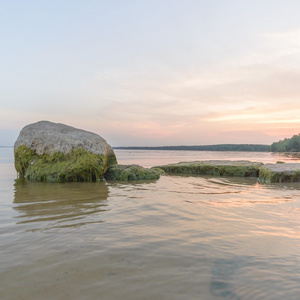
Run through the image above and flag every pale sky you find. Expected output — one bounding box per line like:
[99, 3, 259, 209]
[1, 0, 300, 146]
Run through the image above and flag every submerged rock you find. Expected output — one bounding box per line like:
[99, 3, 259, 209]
[259, 163, 300, 183]
[154, 160, 263, 178]
[104, 164, 164, 181]
[14, 121, 117, 182]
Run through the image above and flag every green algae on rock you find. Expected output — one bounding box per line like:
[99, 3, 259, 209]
[14, 121, 117, 182]
[104, 164, 164, 181]
[15, 146, 114, 182]
[258, 163, 300, 183]
[154, 160, 263, 178]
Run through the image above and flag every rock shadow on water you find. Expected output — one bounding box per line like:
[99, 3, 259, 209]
[210, 256, 300, 300]
[106, 178, 160, 187]
[210, 257, 244, 300]
[161, 174, 298, 207]
[165, 173, 259, 186]
[13, 180, 109, 230]
[165, 172, 300, 191]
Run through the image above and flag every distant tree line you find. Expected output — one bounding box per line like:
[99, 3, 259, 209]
[114, 144, 270, 152]
[270, 134, 300, 152]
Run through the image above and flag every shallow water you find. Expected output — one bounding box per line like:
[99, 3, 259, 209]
[1, 148, 300, 299]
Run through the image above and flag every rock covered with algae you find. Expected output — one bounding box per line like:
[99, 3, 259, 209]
[154, 160, 263, 177]
[104, 164, 164, 181]
[14, 121, 117, 182]
[258, 163, 300, 183]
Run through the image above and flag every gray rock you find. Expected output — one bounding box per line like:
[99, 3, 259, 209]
[14, 121, 117, 182]
[259, 163, 300, 183]
[14, 120, 115, 156]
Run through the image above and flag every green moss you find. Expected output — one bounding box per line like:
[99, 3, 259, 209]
[258, 166, 300, 183]
[150, 167, 165, 176]
[14, 145, 37, 177]
[155, 161, 261, 178]
[104, 165, 163, 181]
[14, 145, 117, 182]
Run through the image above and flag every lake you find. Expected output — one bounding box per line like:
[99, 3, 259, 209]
[1, 148, 300, 299]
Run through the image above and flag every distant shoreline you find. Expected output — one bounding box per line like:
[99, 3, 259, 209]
[114, 144, 270, 152]
[0, 144, 271, 152]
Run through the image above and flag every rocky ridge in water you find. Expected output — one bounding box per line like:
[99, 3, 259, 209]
[14, 121, 300, 183]
[154, 160, 300, 183]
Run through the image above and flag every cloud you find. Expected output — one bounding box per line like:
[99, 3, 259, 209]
[262, 28, 300, 58]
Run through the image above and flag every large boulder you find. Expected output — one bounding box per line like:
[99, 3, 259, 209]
[14, 121, 117, 182]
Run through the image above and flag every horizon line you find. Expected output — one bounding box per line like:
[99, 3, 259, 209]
[113, 143, 271, 148]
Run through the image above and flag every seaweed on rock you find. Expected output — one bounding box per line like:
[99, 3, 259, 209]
[15, 145, 117, 182]
[104, 164, 164, 181]
[258, 164, 300, 183]
[154, 161, 262, 178]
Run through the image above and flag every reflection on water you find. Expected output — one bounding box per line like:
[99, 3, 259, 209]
[2, 149, 300, 300]
[14, 180, 109, 230]
[114, 149, 300, 167]
[282, 152, 300, 160]
[163, 174, 299, 207]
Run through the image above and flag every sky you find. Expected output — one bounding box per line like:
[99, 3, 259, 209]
[1, 0, 300, 147]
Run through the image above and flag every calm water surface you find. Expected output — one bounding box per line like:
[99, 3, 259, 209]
[1, 148, 300, 299]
